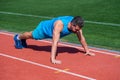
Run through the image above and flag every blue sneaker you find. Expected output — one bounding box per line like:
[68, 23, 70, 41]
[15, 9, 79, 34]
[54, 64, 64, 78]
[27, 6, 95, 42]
[21, 39, 27, 48]
[14, 34, 23, 49]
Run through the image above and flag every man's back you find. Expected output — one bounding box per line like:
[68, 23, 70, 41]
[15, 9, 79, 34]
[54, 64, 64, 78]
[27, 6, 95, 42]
[40, 16, 73, 38]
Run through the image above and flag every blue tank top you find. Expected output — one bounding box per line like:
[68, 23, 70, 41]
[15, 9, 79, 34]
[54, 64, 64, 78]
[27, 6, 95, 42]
[40, 16, 73, 38]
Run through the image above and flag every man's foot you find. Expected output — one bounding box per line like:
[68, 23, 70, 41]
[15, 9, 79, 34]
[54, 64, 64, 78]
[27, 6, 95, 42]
[21, 39, 27, 48]
[14, 34, 23, 49]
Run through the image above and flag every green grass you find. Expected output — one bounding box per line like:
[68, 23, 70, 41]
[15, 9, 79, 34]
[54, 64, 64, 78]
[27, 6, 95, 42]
[62, 23, 120, 50]
[0, 0, 120, 51]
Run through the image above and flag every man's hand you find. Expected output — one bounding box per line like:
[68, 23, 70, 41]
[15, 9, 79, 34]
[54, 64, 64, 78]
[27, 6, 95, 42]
[85, 52, 95, 56]
[51, 59, 62, 64]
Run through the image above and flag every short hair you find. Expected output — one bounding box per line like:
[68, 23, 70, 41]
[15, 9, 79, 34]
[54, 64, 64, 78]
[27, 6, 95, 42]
[71, 16, 84, 28]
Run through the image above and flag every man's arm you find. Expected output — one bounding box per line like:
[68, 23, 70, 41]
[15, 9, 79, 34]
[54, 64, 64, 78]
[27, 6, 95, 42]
[76, 29, 95, 56]
[51, 20, 63, 64]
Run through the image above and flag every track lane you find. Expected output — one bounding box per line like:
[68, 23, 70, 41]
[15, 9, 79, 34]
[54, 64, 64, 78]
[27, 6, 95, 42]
[0, 32, 120, 80]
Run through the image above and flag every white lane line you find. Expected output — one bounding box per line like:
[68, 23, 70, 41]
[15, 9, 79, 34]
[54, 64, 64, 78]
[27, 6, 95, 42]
[0, 32, 119, 56]
[0, 11, 120, 27]
[0, 11, 53, 19]
[85, 20, 120, 27]
[0, 53, 96, 80]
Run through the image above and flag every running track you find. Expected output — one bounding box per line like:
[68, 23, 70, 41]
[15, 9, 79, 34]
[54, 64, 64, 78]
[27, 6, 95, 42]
[0, 32, 120, 80]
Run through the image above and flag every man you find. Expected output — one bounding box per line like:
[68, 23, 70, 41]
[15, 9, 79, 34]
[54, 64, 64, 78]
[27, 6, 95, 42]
[14, 16, 95, 64]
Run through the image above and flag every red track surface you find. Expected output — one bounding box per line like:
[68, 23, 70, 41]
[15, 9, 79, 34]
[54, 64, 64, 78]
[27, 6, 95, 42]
[0, 32, 120, 80]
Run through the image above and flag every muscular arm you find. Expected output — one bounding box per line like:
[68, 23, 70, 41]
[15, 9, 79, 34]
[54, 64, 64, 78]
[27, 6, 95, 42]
[51, 20, 63, 64]
[76, 29, 95, 56]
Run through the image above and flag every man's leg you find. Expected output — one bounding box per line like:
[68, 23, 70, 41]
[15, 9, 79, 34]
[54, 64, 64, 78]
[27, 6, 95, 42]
[14, 32, 33, 49]
[20, 31, 33, 48]
[19, 32, 33, 40]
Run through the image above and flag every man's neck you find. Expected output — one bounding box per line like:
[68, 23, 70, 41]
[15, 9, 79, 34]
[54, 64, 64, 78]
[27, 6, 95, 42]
[68, 22, 71, 29]
[68, 22, 72, 32]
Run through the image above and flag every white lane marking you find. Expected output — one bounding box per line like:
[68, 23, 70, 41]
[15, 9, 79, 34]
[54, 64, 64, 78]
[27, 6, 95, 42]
[0, 53, 96, 80]
[0, 11, 53, 19]
[0, 11, 120, 27]
[0, 32, 119, 56]
[85, 20, 120, 27]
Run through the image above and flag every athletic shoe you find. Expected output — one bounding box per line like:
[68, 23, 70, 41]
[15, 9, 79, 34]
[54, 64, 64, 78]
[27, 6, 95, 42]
[14, 34, 23, 49]
[21, 39, 27, 48]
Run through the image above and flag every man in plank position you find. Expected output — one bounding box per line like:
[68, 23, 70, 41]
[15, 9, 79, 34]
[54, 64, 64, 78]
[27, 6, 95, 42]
[14, 16, 95, 64]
